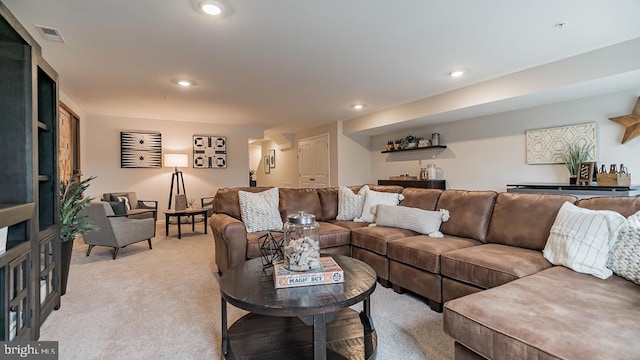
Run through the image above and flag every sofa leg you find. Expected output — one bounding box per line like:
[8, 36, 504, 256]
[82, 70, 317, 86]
[86, 245, 95, 256]
[113, 247, 119, 260]
[148, 239, 153, 249]
[428, 299, 443, 313]
[392, 284, 405, 294]
[378, 278, 391, 288]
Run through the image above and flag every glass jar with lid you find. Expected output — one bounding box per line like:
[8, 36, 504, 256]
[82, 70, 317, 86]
[427, 164, 437, 180]
[283, 211, 321, 271]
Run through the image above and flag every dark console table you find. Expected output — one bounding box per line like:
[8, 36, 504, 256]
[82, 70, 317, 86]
[219, 255, 377, 360]
[378, 179, 446, 189]
[507, 183, 639, 198]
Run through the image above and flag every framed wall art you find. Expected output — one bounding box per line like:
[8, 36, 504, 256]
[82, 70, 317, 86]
[121, 131, 162, 168]
[526, 123, 596, 164]
[193, 135, 227, 168]
[264, 156, 270, 174]
[269, 149, 276, 168]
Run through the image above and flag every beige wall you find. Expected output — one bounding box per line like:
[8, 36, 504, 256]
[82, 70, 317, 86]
[371, 88, 640, 191]
[336, 121, 372, 186]
[83, 115, 262, 211]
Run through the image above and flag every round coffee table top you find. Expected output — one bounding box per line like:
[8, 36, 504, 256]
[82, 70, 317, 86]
[220, 255, 377, 317]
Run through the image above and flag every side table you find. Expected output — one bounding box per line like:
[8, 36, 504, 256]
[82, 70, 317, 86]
[164, 208, 208, 239]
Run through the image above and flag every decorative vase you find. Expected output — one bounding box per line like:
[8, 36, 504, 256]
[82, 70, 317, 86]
[569, 175, 577, 185]
[60, 240, 74, 296]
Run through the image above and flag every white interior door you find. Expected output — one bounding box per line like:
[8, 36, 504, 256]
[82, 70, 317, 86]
[298, 134, 329, 188]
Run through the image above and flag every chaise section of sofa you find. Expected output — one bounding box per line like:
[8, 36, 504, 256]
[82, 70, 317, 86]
[444, 266, 640, 360]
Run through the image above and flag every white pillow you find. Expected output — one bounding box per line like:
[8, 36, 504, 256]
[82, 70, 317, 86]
[117, 196, 131, 210]
[238, 188, 283, 233]
[608, 210, 640, 285]
[375, 204, 450, 237]
[336, 185, 369, 221]
[354, 189, 404, 223]
[543, 201, 625, 279]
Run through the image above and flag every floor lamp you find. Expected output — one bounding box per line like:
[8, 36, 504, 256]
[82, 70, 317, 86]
[165, 154, 188, 209]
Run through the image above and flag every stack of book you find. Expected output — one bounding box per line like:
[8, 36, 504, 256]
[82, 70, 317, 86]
[273, 257, 344, 289]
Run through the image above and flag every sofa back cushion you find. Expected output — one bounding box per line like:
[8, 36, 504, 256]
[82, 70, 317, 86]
[400, 188, 442, 210]
[317, 185, 403, 221]
[436, 190, 497, 242]
[486, 192, 577, 250]
[278, 188, 323, 223]
[576, 197, 640, 218]
[215, 187, 273, 220]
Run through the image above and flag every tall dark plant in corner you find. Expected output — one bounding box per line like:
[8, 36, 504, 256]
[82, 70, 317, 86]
[59, 176, 95, 295]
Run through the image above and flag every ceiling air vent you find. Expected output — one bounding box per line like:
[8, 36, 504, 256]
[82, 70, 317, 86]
[35, 25, 65, 43]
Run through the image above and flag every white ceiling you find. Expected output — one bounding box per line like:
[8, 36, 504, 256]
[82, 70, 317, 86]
[5, 0, 640, 137]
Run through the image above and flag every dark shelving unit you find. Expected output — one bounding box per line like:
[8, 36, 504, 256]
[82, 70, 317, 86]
[381, 145, 447, 153]
[0, 2, 60, 341]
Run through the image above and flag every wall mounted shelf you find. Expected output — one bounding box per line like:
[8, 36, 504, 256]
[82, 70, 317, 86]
[381, 145, 446, 154]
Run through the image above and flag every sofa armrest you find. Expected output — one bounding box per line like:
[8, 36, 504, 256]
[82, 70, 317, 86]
[210, 213, 248, 273]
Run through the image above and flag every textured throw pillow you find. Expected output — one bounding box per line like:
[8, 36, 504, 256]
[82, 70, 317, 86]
[375, 204, 450, 237]
[238, 188, 283, 233]
[354, 189, 404, 223]
[608, 210, 640, 285]
[543, 201, 626, 279]
[110, 194, 131, 210]
[336, 185, 369, 221]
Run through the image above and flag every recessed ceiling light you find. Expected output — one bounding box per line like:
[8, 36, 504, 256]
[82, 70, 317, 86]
[352, 104, 366, 110]
[200, 1, 223, 16]
[172, 79, 197, 87]
[449, 70, 465, 78]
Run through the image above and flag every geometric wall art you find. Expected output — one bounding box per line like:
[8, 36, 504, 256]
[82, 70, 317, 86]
[120, 131, 162, 168]
[193, 135, 227, 168]
[526, 123, 596, 164]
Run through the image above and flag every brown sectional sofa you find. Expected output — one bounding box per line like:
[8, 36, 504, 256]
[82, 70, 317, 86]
[209, 185, 640, 359]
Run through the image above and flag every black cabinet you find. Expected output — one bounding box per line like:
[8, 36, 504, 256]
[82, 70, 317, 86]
[0, 3, 60, 340]
[378, 179, 446, 189]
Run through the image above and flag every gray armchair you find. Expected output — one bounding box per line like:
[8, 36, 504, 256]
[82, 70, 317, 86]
[80, 202, 156, 259]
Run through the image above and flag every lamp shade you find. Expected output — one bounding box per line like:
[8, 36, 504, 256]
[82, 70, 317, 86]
[164, 154, 188, 168]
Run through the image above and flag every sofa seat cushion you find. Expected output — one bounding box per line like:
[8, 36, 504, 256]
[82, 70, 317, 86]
[317, 222, 351, 248]
[388, 235, 480, 273]
[246, 222, 350, 259]
[351, 226, 417, 255]
[327, 220, 370, 231]
[441, 243, 552, 289]
[444, 266, 640, 360]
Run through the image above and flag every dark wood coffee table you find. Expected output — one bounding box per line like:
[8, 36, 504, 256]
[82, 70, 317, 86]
[163, 208, 208, 239]
[219, 255, 377, 360]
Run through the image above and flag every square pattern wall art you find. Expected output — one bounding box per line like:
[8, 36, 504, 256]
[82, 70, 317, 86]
[526, 123, 596, 164]
[193, 135, 227, 168]
[120, 131, 162, 168]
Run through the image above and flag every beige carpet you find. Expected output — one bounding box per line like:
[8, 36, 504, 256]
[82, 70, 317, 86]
[40, 224, 454, 360]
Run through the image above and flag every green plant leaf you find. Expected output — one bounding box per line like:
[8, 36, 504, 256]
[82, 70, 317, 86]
[59, 176, 96, 242]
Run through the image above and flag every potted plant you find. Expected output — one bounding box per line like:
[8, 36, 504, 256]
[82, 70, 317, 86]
[59, 176, 95, 295]
[400, 134, 418, 149]
[559, 143, 592, 184]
